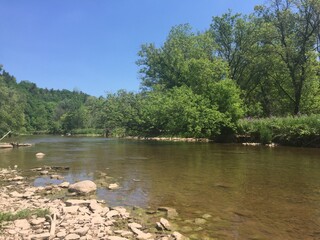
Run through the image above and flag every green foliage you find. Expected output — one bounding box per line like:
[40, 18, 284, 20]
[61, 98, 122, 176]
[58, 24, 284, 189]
[0, 70, 25, 136]
[136, 23, 244, 139]
[139, 86, 228, 138]
[0, 208, 50, 223]
[137, 24, 217, 91]
[103, 90, 142, 136]
[238, 115, 320, 146]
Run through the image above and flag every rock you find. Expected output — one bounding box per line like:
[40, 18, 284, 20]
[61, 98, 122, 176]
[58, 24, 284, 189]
[120, 231, 134, 237]
[68, 180, 97, 195]
[158, 207, 179, 219]
[160, 218, 171, 230]
[202, 213, 212, 219]
[156, 222, 164, 230]
[194, 218, 206, 225]
[59, 181, 70, 188]
[30, 217, 46, 225]
[107, 237, 129, 240]
[160, 237, 171, 240]
[130, 226, 143, 235]
[137, 233, 153, 240]
[36, 152, 46, 158]
[89, 200, 104, 213]
[32, 167, 43, 171]
[106, 210, 119, 219]
[14, 219, 31, 230]
[128, 222, 142, 229]
[113, 206, 129, 218]
[10, 191, 23, 198]
[65, 199, 90, 206]
[30, 232, 51, 239]
[14, 176, 24, 181]
[63, 206, 79, 215]
[40, 170, 49, 175]
[91, 214, 104, 224]
[57, 231, 67, 238]
[180, 226, 193, 232]
[8, 229, 17, 235]
[65, 233, 81, 240]
[74, 227, 89, 236]
[50, 174, 64, 180]
[130, 226, 153, 239]
[23, 191, 35, 198]
[108, 183, 119, 190]
[172, 231, 188, 240]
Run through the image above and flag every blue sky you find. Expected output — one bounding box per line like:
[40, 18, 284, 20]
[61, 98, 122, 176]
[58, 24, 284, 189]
[0, 0, 265, 97]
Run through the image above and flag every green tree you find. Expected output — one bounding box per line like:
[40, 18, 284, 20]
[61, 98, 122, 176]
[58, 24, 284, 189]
[139, 86, 229, 138]
[0, 69, 25, 135]
[256, 0, 320, 115]
[137, 24, 216, 91]
[103, 90, 142, 136]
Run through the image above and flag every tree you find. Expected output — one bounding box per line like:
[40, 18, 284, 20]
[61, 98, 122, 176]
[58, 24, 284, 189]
[257, 0, 320, 115]
[138, 86, 228, 138]
[0, 70, 25, 135]
[137, 24, 216, 91]
[103, 90, 142, 136]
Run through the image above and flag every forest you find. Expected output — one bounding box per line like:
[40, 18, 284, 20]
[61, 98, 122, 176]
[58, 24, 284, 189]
[1, 0, 320, 145]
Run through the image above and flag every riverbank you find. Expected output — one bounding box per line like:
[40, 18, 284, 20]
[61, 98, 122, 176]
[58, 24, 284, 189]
[124, 136, 210, 143]
[237, 114, 320, 147]
[0, 167, 188, 240]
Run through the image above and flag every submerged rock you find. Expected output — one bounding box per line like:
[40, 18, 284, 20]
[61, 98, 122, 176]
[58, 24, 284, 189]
[108, 183, 120, 190]
[35, 153, 46, 158]
[158, 207, 179, 219]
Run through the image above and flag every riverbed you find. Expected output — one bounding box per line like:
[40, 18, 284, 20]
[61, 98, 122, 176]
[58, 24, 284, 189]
[1, 136, 320, 239]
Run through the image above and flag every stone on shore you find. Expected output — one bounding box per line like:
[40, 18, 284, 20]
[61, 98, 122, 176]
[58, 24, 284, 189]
[30, 232, 51, 239]
[0, 167, 190, 240]
[107, 236, 129, 240]
[14, 219, 31, 230]
[65, 233, 81, 240]
[30, 217, 46, 225]
[172, 231, 188, 240]
[59, 181, 70, 188]
[68, 180, 97, 195]
[160, 217, 172, 230]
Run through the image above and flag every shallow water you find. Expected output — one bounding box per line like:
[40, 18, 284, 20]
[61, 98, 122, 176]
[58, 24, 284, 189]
[1, 136, 320, 239]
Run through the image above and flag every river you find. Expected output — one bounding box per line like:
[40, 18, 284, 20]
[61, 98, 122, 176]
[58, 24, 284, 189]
[1, 136, 320, 239]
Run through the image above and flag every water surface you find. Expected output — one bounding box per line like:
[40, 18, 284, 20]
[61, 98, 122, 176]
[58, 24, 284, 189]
[1, 136, 320, 239]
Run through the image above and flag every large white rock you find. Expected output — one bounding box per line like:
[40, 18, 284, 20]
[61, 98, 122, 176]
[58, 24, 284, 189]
[68, 180, 97, 195]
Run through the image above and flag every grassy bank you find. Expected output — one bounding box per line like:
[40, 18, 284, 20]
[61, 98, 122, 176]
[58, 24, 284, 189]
[237, 114, 320, 147]
[0, 209, 49, 224]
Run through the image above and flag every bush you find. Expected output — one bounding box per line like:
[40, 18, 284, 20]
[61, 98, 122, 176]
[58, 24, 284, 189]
[237, 114, 320, 146]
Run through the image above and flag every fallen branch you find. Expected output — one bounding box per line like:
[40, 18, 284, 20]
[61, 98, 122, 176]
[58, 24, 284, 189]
[46, 213, 57, 239]
[0, 131, 11, 142]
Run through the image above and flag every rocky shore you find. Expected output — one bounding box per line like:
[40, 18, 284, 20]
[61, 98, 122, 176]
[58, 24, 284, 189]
[0, 167, 188, 240]
[125, 137, 209, 143]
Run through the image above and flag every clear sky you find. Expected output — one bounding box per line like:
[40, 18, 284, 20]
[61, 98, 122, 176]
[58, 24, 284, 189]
[0, 0, 265, 97]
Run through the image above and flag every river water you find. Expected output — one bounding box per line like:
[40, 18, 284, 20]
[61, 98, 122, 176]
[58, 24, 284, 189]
[1, 136, 320, 239]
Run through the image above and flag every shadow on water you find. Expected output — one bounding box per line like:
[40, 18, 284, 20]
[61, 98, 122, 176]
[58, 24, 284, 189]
[1, 136, 320, 239]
